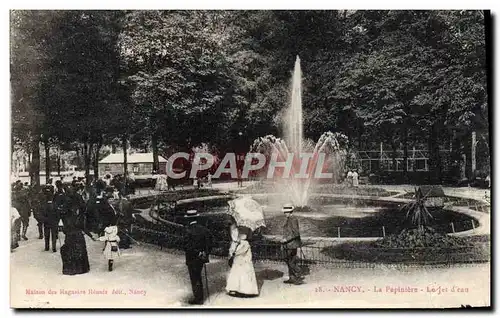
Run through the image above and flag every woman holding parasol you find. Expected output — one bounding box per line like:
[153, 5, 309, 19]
[225, 197, 266, 297]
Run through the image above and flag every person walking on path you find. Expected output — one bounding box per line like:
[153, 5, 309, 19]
[42, 186, 60, 252]
[12, 184, 31, 241]
[98, 224, 121, 271]
[226, 229, 259, 297]
[61, 213, 92, 275]
[46, 178, 55, 194]
[183, 210, 213, 305]
[32, 187, 45, 239]
[281, 204, 304, 285]
[54, 180, 70, 229]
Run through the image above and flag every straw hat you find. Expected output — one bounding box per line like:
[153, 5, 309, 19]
[282, 204, 295, 213]
[184, 210, 199, 218]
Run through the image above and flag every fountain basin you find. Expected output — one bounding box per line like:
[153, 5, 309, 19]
[150, 193, 481, 239]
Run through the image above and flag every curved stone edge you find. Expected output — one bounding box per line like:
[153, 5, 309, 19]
[243, 192, 491, 241]
[176, 195, 235, 205]
[130, 191, 490, 239]
[446, 205, 490, 237]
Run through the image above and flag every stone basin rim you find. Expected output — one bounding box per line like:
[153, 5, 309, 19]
[162, 192, 490, 238]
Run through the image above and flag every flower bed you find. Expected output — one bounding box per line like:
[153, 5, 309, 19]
[374, 227, 472, 248]
[322, 229, 490, 264]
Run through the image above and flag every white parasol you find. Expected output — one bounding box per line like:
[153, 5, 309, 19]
[227, 197, 266, 231]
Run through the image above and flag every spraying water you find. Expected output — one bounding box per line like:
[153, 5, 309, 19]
[286, 56, 305, 203]
[287, 56, 303, 160]
[251, 56, 348, 207]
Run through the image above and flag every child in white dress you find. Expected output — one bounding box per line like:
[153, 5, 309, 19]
[99, 225, 121, 271]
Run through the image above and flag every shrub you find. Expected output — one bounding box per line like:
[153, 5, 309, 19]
[373, 227, 473, 249]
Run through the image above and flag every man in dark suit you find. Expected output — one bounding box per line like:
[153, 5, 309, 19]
[42, 186, 60, 252]
[183, 210, 213, 305]
[281, 204, 304, 285]
[12, 184, 31, 241]
[46, 178, 55, 194]
[31, 186, 45, 239]
[54, 180, 71, 229]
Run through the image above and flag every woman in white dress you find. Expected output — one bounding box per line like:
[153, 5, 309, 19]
[226, 229, 259, 297]
[352, 170, 359, 187]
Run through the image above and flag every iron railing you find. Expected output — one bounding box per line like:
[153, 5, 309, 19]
[130, 223, 490, 267]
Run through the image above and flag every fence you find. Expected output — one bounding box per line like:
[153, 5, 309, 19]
[130, 223, 490, 267]
[127, 190, 490, 267]
[440, 195, 490, 212]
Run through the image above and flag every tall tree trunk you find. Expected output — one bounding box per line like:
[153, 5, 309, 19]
[357, 119, 363, 149]
[450, 130, 462, 181]
[471, 131, 477, 174]
[93, 140, 103, 179]
[122, 134, 128, 176]
[57, 152, 61, 176]
[403, 125, 409, 183]
[463, 132, 472, 180]
[84, 142, 92, 186]
[30, 136, 41, 186]
[56, 144, 61, 176]
[152, 132, 159, 173]
[44, 138, 50, 184]
[75, 146, 80, 170]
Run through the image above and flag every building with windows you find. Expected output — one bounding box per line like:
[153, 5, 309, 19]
[98, 153, 167, 177]
[348, 148, 452, 173]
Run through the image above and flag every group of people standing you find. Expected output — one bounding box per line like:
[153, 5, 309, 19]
[102, 173, 136, 197]
[12, 176, 308, 304]
[11, 176, 133, 275]
[182, 203, 306, 305]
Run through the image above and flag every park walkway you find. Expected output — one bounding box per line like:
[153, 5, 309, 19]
[11, 216, 490, 308]
[11, 182, 490, 308]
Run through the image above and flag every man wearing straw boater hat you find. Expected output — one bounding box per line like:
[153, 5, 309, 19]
[183, 210, 213, 305]
[281, 204, 304, 285]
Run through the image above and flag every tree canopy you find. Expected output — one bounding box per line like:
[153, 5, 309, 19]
[10, 10, 490, 183]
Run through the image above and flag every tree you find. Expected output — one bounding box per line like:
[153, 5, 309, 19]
[120, 11, 239, 167]
[35, 11, 124, 184]
[10, 10, 65, 186]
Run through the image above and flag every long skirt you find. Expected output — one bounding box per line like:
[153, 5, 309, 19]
[61, 231, 90, 275]
[226, 257, 259, 296]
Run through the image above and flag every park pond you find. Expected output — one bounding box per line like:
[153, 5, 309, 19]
[160, 194, 479, 239]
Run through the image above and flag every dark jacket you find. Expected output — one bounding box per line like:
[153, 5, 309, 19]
[283, 215, 302, 249]
[54, 190, 70, 217]
[12, 188, 31, 218]
[43, 200, 61, 227]
[184, 221, 213, 265]
[31, 191, 45, 221]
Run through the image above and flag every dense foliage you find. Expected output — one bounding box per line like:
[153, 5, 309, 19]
[373, 227, 472, 248]
[10, 10, 489, 184]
